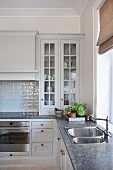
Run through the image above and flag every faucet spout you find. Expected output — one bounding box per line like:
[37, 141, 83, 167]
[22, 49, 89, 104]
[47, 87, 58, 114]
[89, 115, 109, 142]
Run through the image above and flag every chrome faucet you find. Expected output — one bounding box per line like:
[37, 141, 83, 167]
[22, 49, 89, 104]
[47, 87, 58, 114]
[89, 115, 109, 141]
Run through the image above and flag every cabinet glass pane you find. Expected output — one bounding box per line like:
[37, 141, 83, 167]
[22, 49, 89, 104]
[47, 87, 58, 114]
[50, 82, 55, 92]
[44, 81, 49, 92]
[50, 56, 55, 67]
[44, 44, 49, 55]
[50, 69, 55, 80]
[44, 69, 49, 80]
[44, 94, 49, 105]
[64, 44, 69, 55]
[64, 56, 70, 67]
[71, 56, 76, 68]
[50, 44, 55, 55]
[50, 94, 55, 105]
[71, 44, 76, 55]
[71, 70, 76, 80]
[64, 94, 69, 105]
[64, 69, 69, 80]
[44, 56, 49, 67]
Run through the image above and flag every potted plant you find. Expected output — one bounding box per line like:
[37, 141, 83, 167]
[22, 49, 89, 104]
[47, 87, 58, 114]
[65, 102, 87, 118]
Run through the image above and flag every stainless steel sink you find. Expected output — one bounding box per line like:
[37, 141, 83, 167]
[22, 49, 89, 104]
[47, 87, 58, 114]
[73, 137, 105, 144]
[67, 127, 103, 137]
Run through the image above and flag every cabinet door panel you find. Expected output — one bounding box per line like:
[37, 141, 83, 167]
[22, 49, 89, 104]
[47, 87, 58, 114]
[40, 40, 59, 110]
[32, 129, 53, 142]
[60, 40, 79, 109]
[32, 143, 52, 156]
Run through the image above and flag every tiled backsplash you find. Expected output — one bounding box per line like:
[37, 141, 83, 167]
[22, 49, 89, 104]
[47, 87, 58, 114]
[0, 81, 39, 112]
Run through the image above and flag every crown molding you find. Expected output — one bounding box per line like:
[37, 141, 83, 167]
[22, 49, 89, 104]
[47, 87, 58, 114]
[0, 8, 80, 17]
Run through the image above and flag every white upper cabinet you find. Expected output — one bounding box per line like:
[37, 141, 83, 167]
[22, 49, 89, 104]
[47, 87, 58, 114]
[60, 40, 79, 109]
[0, 31, 38, 71]
[40, 39, 59, 111]
[38, 34, 83, 115]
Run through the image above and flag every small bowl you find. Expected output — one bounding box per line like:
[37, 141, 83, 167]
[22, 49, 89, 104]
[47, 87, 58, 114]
[54, 110, 64, 117]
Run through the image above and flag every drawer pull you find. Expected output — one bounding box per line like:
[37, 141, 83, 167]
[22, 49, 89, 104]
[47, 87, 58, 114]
[60, 149, 65, 155]
[41, 124, 43, 126]
[41, 130, 44, 132]
[41, 144, 44, 146]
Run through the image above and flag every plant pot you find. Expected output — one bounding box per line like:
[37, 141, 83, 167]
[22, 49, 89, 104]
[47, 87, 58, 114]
[68, 112, 76, 118]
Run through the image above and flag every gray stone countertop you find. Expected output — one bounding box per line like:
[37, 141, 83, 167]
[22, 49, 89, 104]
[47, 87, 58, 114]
[57, 118, 113, 170]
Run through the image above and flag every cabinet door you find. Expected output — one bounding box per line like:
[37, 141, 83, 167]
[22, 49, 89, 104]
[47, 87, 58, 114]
[60, 40, 79, 109]
[57, 127, 63, 170]
[40, 40, 59, 110]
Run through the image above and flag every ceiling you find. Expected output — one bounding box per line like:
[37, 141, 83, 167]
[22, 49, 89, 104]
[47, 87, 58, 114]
[0, 0, 88, 16]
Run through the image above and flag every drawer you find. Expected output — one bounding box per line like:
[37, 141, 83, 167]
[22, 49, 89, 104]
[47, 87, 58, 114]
[32, 143, 52, 156]
[32, 129, 53, 142]
[31, 121, 53, 128]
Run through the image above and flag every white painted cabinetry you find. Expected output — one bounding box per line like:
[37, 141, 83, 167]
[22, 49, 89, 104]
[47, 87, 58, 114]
[31, 120, 57, 158]
[0, 31, 38, 80]
[37, 34, 81, 115]
[57, 127, 73, 170]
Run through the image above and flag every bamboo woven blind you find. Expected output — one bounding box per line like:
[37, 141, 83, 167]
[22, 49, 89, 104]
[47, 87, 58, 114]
[97, 0, 113, 54]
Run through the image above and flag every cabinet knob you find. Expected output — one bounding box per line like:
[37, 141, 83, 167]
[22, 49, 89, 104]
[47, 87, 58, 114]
[41, 144, 44, 146]
[58, 137, 60, 140]
[61, 98, 64, 101]
[60, 149, 65, 155]
[41, 130, 44, 132]
[41, 98, 43, 101]
[41, 124, 43, 126]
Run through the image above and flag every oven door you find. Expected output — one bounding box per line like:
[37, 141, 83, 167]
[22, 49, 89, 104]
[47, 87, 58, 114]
[0, 127, 30, 156]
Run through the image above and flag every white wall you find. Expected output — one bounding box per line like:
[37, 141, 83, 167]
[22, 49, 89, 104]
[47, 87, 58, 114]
[0, 17, 80, 33]
[80, 0, 107, 116]
[80, 0, 95, 115]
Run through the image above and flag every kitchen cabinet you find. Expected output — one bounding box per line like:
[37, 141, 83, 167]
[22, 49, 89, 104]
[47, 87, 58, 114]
[0, 31, 38, 80]
[31, 120, 57, 158]
[39, 39, 59, 112]
[60, 40, 79, 109]
[37, 34, 81, 115]
[57, 127, 73, 170]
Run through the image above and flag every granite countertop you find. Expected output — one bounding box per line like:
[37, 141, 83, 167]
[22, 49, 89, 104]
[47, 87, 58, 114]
[57, 118, 113, 170]
[0, 112, 56, 119]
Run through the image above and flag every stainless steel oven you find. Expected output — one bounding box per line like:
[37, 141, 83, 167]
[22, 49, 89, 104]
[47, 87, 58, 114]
[0, 121, 30, 157]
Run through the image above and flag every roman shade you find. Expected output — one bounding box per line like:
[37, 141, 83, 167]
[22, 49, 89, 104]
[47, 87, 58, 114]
[97, 0, 113, 54]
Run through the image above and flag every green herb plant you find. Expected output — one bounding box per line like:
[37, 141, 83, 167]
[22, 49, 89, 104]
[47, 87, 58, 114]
[65, 102, 87, 117]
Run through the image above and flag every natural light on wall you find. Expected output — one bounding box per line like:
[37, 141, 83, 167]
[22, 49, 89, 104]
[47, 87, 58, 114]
[97, 49, 113, 131]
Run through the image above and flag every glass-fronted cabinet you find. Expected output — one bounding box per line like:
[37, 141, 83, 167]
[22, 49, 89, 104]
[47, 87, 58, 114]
[61, 40, 79, 108]
[40, 40, 59, 109]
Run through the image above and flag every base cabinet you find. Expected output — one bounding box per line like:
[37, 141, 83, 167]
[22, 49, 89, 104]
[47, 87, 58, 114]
[31, 120, 53, 157]
[57, 127, 74, 170]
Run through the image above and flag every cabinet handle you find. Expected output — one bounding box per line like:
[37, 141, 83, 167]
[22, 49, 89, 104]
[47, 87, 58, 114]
[60, 149, 65, 155]
[41, 130, 44, 132]
[58, 137, 61, 140]
[41, 144, 44, 146]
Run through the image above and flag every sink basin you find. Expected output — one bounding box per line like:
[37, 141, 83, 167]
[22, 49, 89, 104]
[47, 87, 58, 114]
[73, 137, 105, 144]
[67, 127, 103, 137]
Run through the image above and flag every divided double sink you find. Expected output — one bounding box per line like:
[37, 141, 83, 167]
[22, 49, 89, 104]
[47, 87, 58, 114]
[66, 126, 106, 144]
